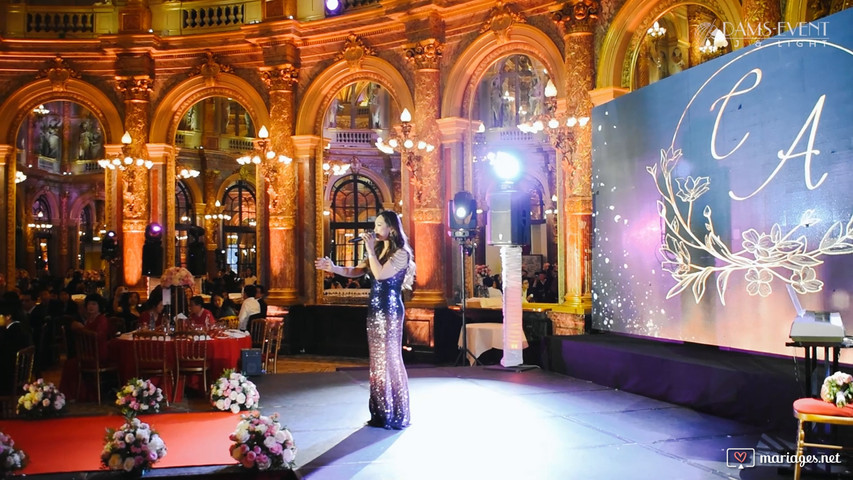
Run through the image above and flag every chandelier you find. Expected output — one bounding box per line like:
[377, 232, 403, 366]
[647, 21, 666, 40]
[32, 104, 49, 115]
[236, 126, 293, 166]
[97, 131, 154, 170]
[15, 171, 26, 183]
[699, 29, 728, 57]
[517, 80, 589, 134]
[375, 108, 435, 163]
[323, 155, 361, 178]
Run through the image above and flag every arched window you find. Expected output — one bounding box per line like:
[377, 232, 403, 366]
[329, 174, 382, 267]
[32, 196, 52, 272]
[481, 54, 550, 129]
[222, 181, 256, 278]
[175, 180, 195, 267]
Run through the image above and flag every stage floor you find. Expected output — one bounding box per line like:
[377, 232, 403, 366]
[9, 366, 848, 480]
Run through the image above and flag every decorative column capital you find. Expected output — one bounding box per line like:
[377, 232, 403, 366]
[114, 76, 153, 103]
[551, 0, 601, 35]
[36, 56, 80, 92]
[404, 39, 443, 70]
[259, 64, 300, 92]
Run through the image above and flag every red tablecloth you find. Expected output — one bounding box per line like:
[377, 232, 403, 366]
[113, 333, 252, 401]
[61, 333, 252, 403]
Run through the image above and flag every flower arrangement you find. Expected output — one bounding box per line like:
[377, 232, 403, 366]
[475, 264, 491, 279]
[116, 378, 165, 418]
[82, 269, 103, 282]
[161, 266, 194, 288]
[0, 431, 28, 475]
[229, 412, 297, 470]
[101, 417, 167, 474]
[820, 371, 853, 408]
[211, 369, 260, 413]
[16, 378, 66, 418]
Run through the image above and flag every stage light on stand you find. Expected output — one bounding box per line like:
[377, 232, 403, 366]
[489, 151, 522, 183]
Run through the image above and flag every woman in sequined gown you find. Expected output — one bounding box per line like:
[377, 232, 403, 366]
[315, 211, 415, 429]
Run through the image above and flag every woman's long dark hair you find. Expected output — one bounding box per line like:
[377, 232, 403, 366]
[374, 210, 410, 264]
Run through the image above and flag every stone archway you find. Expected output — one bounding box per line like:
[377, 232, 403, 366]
[596, 0, 743, 89]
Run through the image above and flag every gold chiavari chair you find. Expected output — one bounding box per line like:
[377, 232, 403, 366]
[75, 329, 119, 405]
[261, 321, 283, 374]
[174, 333, 210, 398]
[133, 338, 175, 405]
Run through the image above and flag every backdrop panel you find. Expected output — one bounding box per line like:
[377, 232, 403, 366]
[591, 9, 853, 360]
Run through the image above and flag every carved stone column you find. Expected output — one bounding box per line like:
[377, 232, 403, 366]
[202, 159, 220, 277]
[552, 0, 598, 311]
[59, 191, 70, 274]
[0, 145, 12, 284]
[742, 0, 782, 46]
[115, 75, 153, 288]
[405, 39, 445, 306]
[260, 64, 299, 304]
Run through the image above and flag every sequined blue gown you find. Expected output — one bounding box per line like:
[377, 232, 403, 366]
[366, 253, 411, 429]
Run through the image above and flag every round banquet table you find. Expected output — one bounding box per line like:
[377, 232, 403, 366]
[113, 330, 252, 401]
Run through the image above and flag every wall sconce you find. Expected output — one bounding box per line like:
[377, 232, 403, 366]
[647, 21, 666, 40]
[236, 126, 293, 166]
[98, 131, 154, 170]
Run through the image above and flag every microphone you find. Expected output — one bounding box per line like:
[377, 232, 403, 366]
[349, 237, 363, 244]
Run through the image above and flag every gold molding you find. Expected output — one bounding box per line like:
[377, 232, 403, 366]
[115, 76, 153, 103]
[260, 64, 300, 92]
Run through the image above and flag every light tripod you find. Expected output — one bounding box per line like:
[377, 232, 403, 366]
[453, 233, 480, 366]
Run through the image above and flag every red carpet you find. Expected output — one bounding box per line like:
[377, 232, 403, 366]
[0, 411, 240, 475]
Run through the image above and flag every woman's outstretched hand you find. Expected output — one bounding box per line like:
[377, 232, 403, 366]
[315, 256, 335, 273]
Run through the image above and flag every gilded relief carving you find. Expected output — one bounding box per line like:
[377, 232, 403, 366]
[36, 56, 80, 92]
[741, 0, 782, 45]
[552, 0, 601, 34]
[335, 33, 376, 72]
[411, 69, 441, 211]
[412, 208, 443, 223]
[404, 39, 443, 70]
[480, 1, 527, 43]
[188, 51, 235, 86]
[121, 166, 148, 220]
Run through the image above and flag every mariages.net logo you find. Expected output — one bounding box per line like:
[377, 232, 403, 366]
[696, 21, 830, 48]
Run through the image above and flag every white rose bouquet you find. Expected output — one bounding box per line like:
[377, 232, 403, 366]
[0, 431, 28, 475]
[229, 411, 297, 470]
[820, 371, 853, 408]
[16, 378, 66, 418]
[210, 369, 260, 413]
[101, 417, 167, 475]
[116, 378, 166, 418]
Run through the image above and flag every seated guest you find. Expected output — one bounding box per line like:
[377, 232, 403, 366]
[118, 291, 142, 333]
[72, 294, 112, 360]
[483, 276, 503, 300]
[137, 290, 165, 331]
[255, 284, 268, 318]
[209, 292, 237, 319]
[0, 297, 34, 395]
[237, 284, 260, 331]
[188, 295, 215, 330]
[110, 286, 128, 315]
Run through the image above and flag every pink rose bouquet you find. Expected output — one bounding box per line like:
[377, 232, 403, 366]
[229, 412, 297, 470]
[0, 431, 28, 475]
[161, 266, 194, 288]
[116, 378, 165, 418]
[101, 417, 167, 474]
[211, 369, 260, 413]
[16, 378, 66, 418]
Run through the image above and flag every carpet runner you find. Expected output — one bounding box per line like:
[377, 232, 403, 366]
[0, 411, 240, 475]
